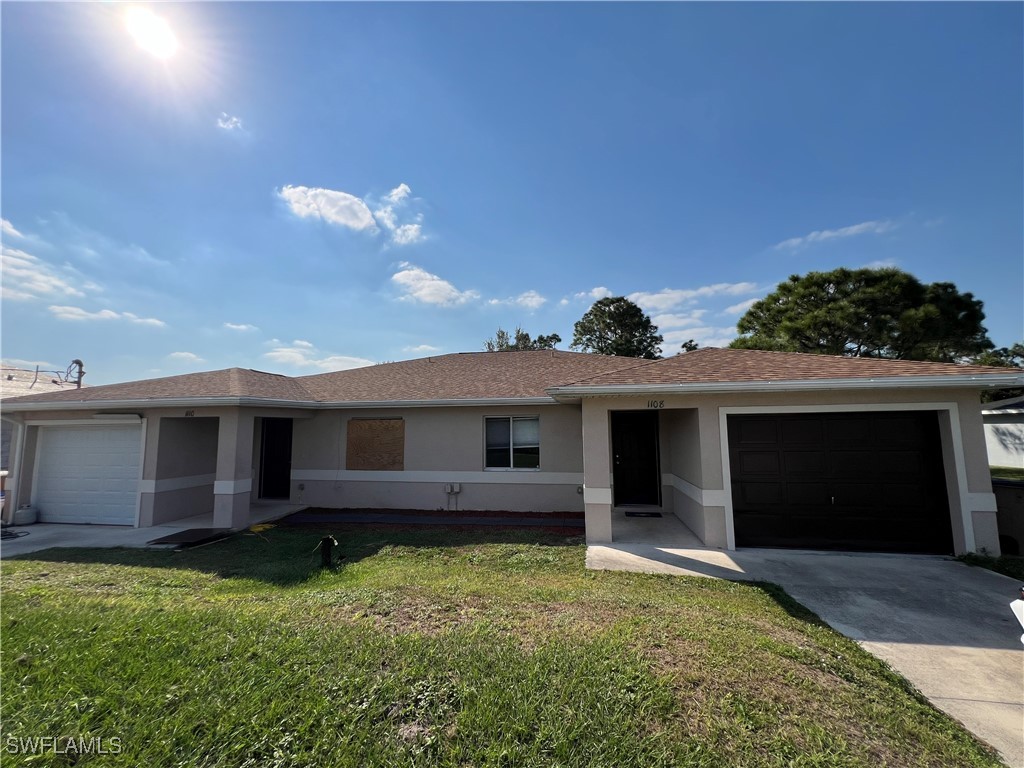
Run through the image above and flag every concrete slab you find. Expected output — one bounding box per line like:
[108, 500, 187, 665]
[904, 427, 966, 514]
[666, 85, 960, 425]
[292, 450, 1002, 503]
[588, 544, 1024, 767]
[0, 502, 306, 559]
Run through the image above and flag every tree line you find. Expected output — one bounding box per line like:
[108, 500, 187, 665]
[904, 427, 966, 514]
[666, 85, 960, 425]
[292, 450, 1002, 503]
[483, 267, 1022, 396]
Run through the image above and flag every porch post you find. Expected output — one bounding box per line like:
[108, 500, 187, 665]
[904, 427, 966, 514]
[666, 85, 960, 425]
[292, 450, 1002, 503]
[137, 416, 160, 527]
[581, 398, 613, 543]
[213, 410, 255, 529]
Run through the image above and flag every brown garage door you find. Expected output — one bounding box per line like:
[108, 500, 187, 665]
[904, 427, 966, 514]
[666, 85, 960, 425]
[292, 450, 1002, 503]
[728, 411, 953, 553]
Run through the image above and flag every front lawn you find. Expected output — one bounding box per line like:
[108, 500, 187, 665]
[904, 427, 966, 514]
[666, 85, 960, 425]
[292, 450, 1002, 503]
[1, 526, 1005, 767]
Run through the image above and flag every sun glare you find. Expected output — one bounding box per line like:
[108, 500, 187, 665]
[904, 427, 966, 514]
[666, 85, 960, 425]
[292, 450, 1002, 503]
[125, 7, 178, 60]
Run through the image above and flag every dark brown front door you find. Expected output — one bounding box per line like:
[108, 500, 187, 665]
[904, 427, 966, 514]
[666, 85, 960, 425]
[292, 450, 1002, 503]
[728, 411, 952, 553]
[611, 411, 661, 506]
[259, 418, 293, 500]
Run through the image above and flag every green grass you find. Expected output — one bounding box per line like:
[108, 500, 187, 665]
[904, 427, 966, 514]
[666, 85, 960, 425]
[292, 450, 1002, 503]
[959, 552, 1024, 581]
[991, 465, 1024, 482]
[1, 526, 1006, 767]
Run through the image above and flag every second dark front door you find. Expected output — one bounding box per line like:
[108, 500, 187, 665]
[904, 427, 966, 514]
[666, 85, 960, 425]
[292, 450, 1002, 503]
[611, 411, 661, 506]
[259, 418, 293, 500]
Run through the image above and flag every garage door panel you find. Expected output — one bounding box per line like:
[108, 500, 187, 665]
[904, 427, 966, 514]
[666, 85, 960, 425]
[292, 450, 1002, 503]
[737, 481, 783, 505]
[729, 411, 952, 553]
[785, 482, 830, 506]
[35, 425, 141, 526]
[827, 451, 876, 477]
[735, 419, 778, 444]
[825, 417, 871, 444]
[781, 419, 822, 444]
[737, 451, 780, 474]
[783, 451, 826, 474]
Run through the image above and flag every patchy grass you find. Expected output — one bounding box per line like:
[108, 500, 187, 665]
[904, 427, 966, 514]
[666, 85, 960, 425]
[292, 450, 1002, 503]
[1, 526, 1006, 767]
[958, 552, 1024, 582]
[990, 465, 1024, 482]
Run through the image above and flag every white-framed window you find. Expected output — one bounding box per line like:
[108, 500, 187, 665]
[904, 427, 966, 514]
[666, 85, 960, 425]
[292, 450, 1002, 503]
[485, 416, 540, 470]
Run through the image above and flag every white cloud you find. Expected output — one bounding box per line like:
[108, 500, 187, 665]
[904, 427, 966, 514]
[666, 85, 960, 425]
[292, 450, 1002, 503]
[390, 223, 424, 245]
[373, 184, 426, 246]
[652, 309, 708, 328]
[223, 322, 258, 332]
[168, 351, 204, 363]
[1, 219, 24, 239]
[1, 246, 86, 301]
[629, 282, 758, 313]
[385, 183, 411, 204]
[558, 298, 570, 307]
[263, 342, 373, 372]
[489, 290, 547, 310]
[48, 305, 165, 326]
[574, 286, 612, 301]
[391, 262, 479, 306]
[403, 344, 440, 353]
[216, 112, 244, 131]
[293, 339, 314, 349]
[664, 326, 738, 349]
[862, 259, 899, 269]
[278, 185, 377, 232]
[773, 219, 896, 251]
[723, 298, 758, 315]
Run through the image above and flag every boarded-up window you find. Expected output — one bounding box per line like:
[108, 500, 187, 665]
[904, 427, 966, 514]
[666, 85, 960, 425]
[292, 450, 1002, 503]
[346, 418, 405, 470]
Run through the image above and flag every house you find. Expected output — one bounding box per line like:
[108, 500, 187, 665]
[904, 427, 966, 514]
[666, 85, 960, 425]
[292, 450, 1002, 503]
[1, 366, 85, 472]
[2, 348, 1020, 555]
[982, 394, 1024, 470]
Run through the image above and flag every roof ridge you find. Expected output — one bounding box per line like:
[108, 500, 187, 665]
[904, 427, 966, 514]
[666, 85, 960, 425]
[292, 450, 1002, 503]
[559, 355, 665, 386]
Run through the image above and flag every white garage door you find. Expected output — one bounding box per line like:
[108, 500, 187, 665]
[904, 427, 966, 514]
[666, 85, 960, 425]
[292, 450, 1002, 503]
[34, 425, 142, 525]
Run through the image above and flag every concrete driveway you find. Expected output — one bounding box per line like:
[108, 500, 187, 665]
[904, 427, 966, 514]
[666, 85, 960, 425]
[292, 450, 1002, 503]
[588, 544, 1024, 767]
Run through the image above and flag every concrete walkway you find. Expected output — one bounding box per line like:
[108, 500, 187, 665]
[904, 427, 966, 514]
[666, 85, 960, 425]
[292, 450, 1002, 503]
[0, 502, 305, 559]
[588, 543, 1024, 767]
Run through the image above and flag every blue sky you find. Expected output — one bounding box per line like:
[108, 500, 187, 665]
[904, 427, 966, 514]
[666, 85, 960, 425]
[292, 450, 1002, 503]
[2, 2, 1021, 385]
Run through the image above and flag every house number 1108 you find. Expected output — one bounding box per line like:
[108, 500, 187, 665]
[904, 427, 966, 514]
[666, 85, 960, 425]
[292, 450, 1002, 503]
[647, 400, 664, 409]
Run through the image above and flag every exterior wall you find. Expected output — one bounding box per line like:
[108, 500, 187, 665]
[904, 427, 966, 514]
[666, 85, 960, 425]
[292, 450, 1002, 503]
[984, 414, 1024, 468]
[9, 406, 312, 528]
[140, 417, 218, 526]
[662, 409, 706, 542]
[581, 387, 996, 554]
[290, 403, 586, 513]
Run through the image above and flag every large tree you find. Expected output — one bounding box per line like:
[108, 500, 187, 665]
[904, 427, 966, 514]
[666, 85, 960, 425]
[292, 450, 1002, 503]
[970, 342, 1024, 402]
[484, 326, 561, 352]
[730, 267, 994, 362]
[571, 296, 663, 359]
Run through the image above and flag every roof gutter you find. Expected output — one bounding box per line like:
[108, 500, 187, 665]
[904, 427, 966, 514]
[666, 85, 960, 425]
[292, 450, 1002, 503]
[0, 395, 560, 413]
[546, 373, 1024, 400]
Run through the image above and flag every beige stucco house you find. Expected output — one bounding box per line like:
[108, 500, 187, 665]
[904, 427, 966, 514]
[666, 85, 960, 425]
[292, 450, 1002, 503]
[2, 348, 1020, 555]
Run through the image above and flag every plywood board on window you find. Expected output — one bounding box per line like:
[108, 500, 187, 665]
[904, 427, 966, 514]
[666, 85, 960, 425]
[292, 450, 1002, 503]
[346, 418, 405, 471]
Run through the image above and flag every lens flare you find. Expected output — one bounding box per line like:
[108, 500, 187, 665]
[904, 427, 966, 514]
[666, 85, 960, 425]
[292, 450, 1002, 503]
[125, 7, 178, 60]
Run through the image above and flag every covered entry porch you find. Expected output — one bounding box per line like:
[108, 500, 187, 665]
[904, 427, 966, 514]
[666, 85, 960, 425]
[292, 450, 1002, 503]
[577, 391, 997, 556]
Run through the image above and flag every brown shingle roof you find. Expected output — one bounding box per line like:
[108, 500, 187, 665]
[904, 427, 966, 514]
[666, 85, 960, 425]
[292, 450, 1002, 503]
[1, 367, 314, 405]
[297, 351, 643, 401]
[558, 347, 1018, 388]
[2, 348, 1016, 409]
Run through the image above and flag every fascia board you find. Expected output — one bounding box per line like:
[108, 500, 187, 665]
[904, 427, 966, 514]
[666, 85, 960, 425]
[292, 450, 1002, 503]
[546, 373, 1024, 398]
[0, 395, 560, 413]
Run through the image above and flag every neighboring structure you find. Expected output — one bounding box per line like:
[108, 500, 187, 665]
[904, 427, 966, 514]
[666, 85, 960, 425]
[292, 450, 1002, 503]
[0, 366, 85, 471]
[982, 395, 1024, 469]
[2, 348, 1020, 555]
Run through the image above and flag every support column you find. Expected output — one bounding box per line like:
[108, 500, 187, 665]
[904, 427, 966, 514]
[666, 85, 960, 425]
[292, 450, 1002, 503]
[137, 417, 160, 527]
[2, 418, 25, 524]
[581, 399, 613, 543]
[213, 410, 254, 529]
